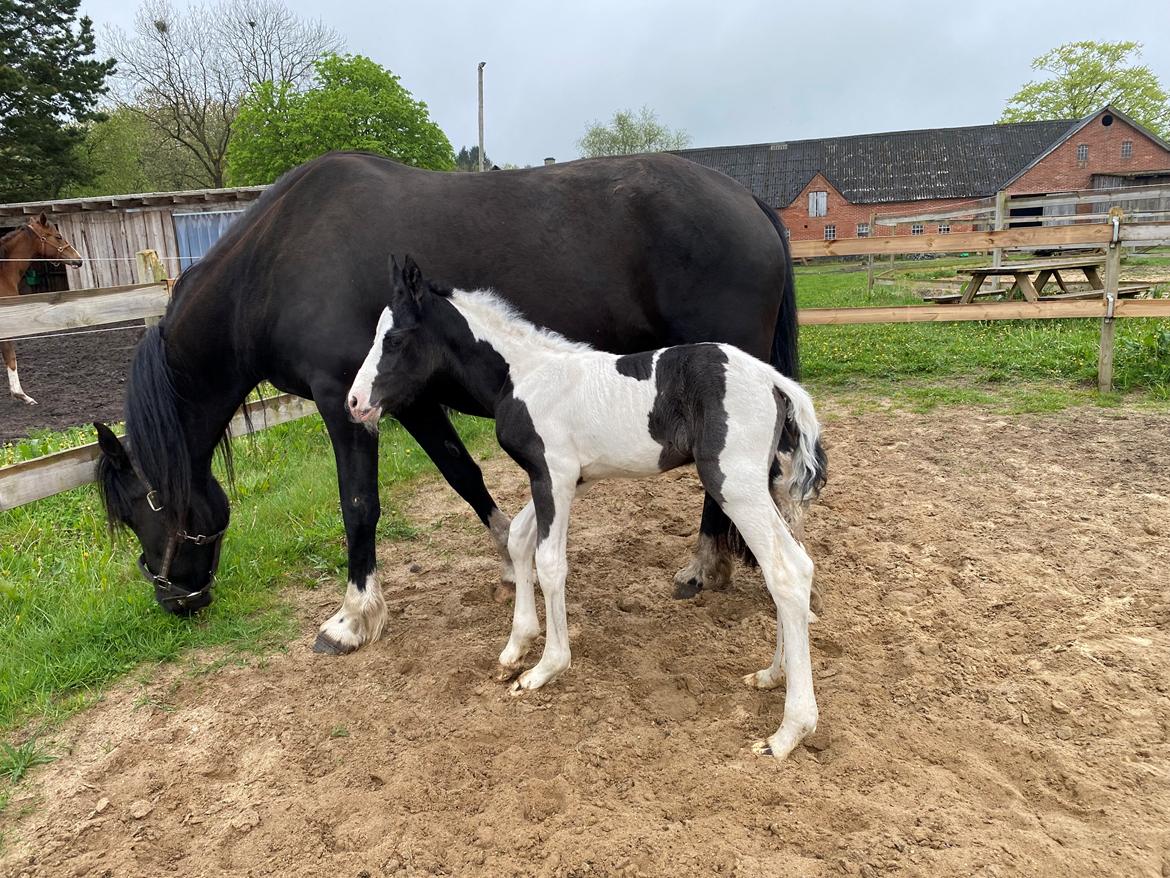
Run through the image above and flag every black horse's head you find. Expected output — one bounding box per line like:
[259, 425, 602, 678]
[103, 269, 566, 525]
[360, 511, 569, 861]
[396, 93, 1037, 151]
[347, 254, 451, 426]
[94, 324, 232, 615]
[96, 422, 229, 615]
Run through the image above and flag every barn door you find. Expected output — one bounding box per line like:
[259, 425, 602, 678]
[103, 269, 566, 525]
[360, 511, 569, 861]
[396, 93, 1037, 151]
[173, 210, 244, 272]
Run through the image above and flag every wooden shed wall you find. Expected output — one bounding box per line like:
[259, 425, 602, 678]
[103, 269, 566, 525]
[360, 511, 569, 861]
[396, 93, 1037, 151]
[58, 204, 238, 290]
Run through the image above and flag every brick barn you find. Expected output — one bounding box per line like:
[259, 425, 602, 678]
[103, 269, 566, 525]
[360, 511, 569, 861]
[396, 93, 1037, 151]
[675, 105, 1170, 242]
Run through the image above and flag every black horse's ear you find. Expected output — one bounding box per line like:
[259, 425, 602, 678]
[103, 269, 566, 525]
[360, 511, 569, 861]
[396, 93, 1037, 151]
[94, 422, 129, 471]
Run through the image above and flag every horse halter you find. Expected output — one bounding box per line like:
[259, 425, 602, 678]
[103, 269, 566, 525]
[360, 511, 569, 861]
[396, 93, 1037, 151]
[131, 467, 227, 610]
[26, 223, 74, 259]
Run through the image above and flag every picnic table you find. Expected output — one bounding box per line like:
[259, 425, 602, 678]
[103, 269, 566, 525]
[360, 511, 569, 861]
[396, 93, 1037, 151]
[957, 256, 1106, 303]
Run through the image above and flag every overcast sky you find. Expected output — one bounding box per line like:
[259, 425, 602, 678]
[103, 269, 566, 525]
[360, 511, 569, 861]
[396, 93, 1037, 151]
[79, 0, 1170, 167]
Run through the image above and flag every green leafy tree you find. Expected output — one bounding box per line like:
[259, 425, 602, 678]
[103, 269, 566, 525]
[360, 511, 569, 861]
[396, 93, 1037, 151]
[1001, 41, 1170, 138]
[0, 0, 115, 201]
[577, 106, 691, 158]
[455, 145, 491, 171]
[227, 53, 454, 185]
[64, 107, 205, 196]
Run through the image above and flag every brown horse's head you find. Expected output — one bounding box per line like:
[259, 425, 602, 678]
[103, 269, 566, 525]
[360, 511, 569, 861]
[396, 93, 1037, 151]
[27, 212, 82, 268]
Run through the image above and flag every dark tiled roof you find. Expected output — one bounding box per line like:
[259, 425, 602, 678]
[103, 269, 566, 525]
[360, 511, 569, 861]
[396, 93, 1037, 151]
[673, 119, 1076, 206]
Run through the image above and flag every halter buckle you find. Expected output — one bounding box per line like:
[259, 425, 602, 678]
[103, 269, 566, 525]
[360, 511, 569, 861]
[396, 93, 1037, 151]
[146, 490, 164, 512]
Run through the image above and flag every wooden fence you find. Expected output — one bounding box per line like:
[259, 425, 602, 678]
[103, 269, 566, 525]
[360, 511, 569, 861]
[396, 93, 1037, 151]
[3, 220, 1170, 510]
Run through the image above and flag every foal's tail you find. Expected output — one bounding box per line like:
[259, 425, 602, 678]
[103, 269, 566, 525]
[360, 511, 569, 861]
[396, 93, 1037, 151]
[770, 374, 827, 504]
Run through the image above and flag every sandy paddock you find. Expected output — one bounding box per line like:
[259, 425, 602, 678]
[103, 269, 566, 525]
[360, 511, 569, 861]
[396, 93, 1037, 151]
[2, 404, 1168, 877]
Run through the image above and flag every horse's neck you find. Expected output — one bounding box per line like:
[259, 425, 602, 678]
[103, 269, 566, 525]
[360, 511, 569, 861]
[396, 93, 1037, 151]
[0, 232, 31, 297]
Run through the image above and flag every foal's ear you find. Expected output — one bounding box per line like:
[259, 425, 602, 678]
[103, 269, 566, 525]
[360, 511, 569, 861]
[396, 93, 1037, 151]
[401, 254, 424, 303]
[94, 422, 130, 471]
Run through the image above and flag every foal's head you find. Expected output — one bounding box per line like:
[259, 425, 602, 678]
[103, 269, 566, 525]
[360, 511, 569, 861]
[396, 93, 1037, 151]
[347, 255, 451, 427]
[25, 212, 83, 268]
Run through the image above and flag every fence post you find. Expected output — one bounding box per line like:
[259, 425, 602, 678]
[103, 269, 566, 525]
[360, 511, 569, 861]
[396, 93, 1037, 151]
[1097, 210, 1123, 394]
[866, 212, 877, 293]
[136, 249, 167, 328]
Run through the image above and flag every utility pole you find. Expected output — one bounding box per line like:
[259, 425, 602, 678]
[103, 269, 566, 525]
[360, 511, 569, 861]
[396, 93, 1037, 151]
[477, 61, 486, 172]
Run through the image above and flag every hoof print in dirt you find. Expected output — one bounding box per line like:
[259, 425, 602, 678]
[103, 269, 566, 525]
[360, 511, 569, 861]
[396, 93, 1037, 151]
[311, 632, 355, 655]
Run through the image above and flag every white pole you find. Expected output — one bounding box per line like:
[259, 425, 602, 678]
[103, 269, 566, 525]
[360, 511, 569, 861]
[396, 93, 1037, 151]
[477, 61, 486, 172]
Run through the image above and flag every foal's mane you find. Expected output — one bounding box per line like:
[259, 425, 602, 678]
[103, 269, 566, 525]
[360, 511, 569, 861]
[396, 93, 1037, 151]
[450, 288, 595, 356]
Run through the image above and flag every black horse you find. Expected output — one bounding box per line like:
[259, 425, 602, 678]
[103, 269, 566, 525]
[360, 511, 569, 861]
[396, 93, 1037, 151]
[95, 151, 799, 654]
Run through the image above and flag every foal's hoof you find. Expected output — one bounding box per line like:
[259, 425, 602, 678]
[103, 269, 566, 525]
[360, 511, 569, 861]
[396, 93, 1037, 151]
[493, 581, 516, 603]
[311, 632, 355, 655]
[495, 663, 523, 683]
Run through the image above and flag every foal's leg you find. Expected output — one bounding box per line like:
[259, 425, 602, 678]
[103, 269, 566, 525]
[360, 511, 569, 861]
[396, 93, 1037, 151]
[512, 472, 577, 693]
[498, 499, 540, 677]
[672, 494, 733, 598]
[396, 400, 515, 596]
[713, 472, 817, 760]
[313, 392, 386, 655]
[2, 340, 36, 406]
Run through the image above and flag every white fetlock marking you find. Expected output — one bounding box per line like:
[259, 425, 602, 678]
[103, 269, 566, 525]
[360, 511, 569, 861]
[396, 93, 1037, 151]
[8, 366, 35, 405]
[318, 575, 387, 649]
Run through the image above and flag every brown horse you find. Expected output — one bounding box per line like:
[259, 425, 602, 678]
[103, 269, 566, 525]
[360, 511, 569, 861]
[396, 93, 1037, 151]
[0, 213, 83, 405]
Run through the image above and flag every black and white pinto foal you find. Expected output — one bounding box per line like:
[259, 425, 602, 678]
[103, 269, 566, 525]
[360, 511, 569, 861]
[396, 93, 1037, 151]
[349, 257, 827, 759]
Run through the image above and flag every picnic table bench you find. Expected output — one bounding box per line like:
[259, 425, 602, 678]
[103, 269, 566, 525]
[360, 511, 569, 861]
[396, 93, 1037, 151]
[957, 256, 1106, 303]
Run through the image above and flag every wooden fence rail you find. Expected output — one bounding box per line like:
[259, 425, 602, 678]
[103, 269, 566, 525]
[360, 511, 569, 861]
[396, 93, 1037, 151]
[0, 393, 317, 511]
[0, 281, 168, 341]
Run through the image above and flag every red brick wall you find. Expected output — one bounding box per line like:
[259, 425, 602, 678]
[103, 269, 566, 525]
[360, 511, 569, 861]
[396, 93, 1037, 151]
[1007, 111, 1170, 194]
[779, 173, 983, 241]
[777, 111, 1170, 241]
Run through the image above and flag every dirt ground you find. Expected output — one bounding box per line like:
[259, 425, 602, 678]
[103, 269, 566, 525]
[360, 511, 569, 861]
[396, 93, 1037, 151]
[2, 404, 1169, 877]
[0, 324, 140, 443]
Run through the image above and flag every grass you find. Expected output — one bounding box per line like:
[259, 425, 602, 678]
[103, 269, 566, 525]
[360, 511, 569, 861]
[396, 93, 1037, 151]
[794, 268, 1170, 401]
[0, 413, 497, 737]
[0, 741, 54, 784]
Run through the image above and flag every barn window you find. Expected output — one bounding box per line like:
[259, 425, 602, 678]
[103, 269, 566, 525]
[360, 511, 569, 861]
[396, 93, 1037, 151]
[1077, 143, 1089, 163]
[823, 224, 836, 241]
[808, 191, 828, 217]
[911, 223, 924, 236]
[856, 222, 870, 237]
[937, 223, 950, 234]
[1121, 140, 1133, 159]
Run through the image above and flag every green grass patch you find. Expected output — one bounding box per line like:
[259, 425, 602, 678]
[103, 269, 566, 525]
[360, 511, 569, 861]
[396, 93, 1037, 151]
[0, 740, 54, 784]
[0, 412, 498, 737]
[795, 269, 1170, 401]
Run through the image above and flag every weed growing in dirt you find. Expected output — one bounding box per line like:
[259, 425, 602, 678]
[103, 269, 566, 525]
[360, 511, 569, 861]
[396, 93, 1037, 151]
[0, 413, 497, 734]
[0, 740, 54, 783]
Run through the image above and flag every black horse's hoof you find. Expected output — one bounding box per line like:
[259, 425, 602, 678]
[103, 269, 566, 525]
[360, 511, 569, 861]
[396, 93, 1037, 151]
[312, 632, 354, 655]
[672, 577, 703, 600]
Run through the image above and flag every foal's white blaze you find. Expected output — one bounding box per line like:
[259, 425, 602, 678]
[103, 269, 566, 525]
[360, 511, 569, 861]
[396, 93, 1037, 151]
[8, 365, 35, 405]
[348, 306, 395, 423]
[318, 573, 387, 650]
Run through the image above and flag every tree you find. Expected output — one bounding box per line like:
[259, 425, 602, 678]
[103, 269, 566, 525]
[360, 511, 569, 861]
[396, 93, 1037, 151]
[1001, 41, 1170, 138]
[226, 53, 455, 185]
[455, 145, 491, 171]
[64, 107, 205, 196]
[577, 106, 691, 158]
[0, 0, 115, 201]
[104, 0, 342, 188]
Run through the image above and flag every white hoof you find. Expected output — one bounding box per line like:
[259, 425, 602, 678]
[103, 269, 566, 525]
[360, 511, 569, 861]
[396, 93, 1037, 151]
[743, 667, 785, 691]
[510, 659, 569, 694]
[14, 392, 37, 406]
[753, 718, 816, 760]
[314, 577, 386, 655]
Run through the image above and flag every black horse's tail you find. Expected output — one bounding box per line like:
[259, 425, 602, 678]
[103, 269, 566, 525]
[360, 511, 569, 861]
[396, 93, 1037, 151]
[751, 194, 799, 380]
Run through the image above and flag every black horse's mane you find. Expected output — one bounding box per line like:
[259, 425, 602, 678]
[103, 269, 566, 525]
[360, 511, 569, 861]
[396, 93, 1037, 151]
[99, 323, 235, 529]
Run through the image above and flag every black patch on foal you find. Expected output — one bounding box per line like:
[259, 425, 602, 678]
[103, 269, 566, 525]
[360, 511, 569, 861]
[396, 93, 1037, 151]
[495, 376, 555, 542]
[648, 344, 730, 503]
[615, 351, 654, 380]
